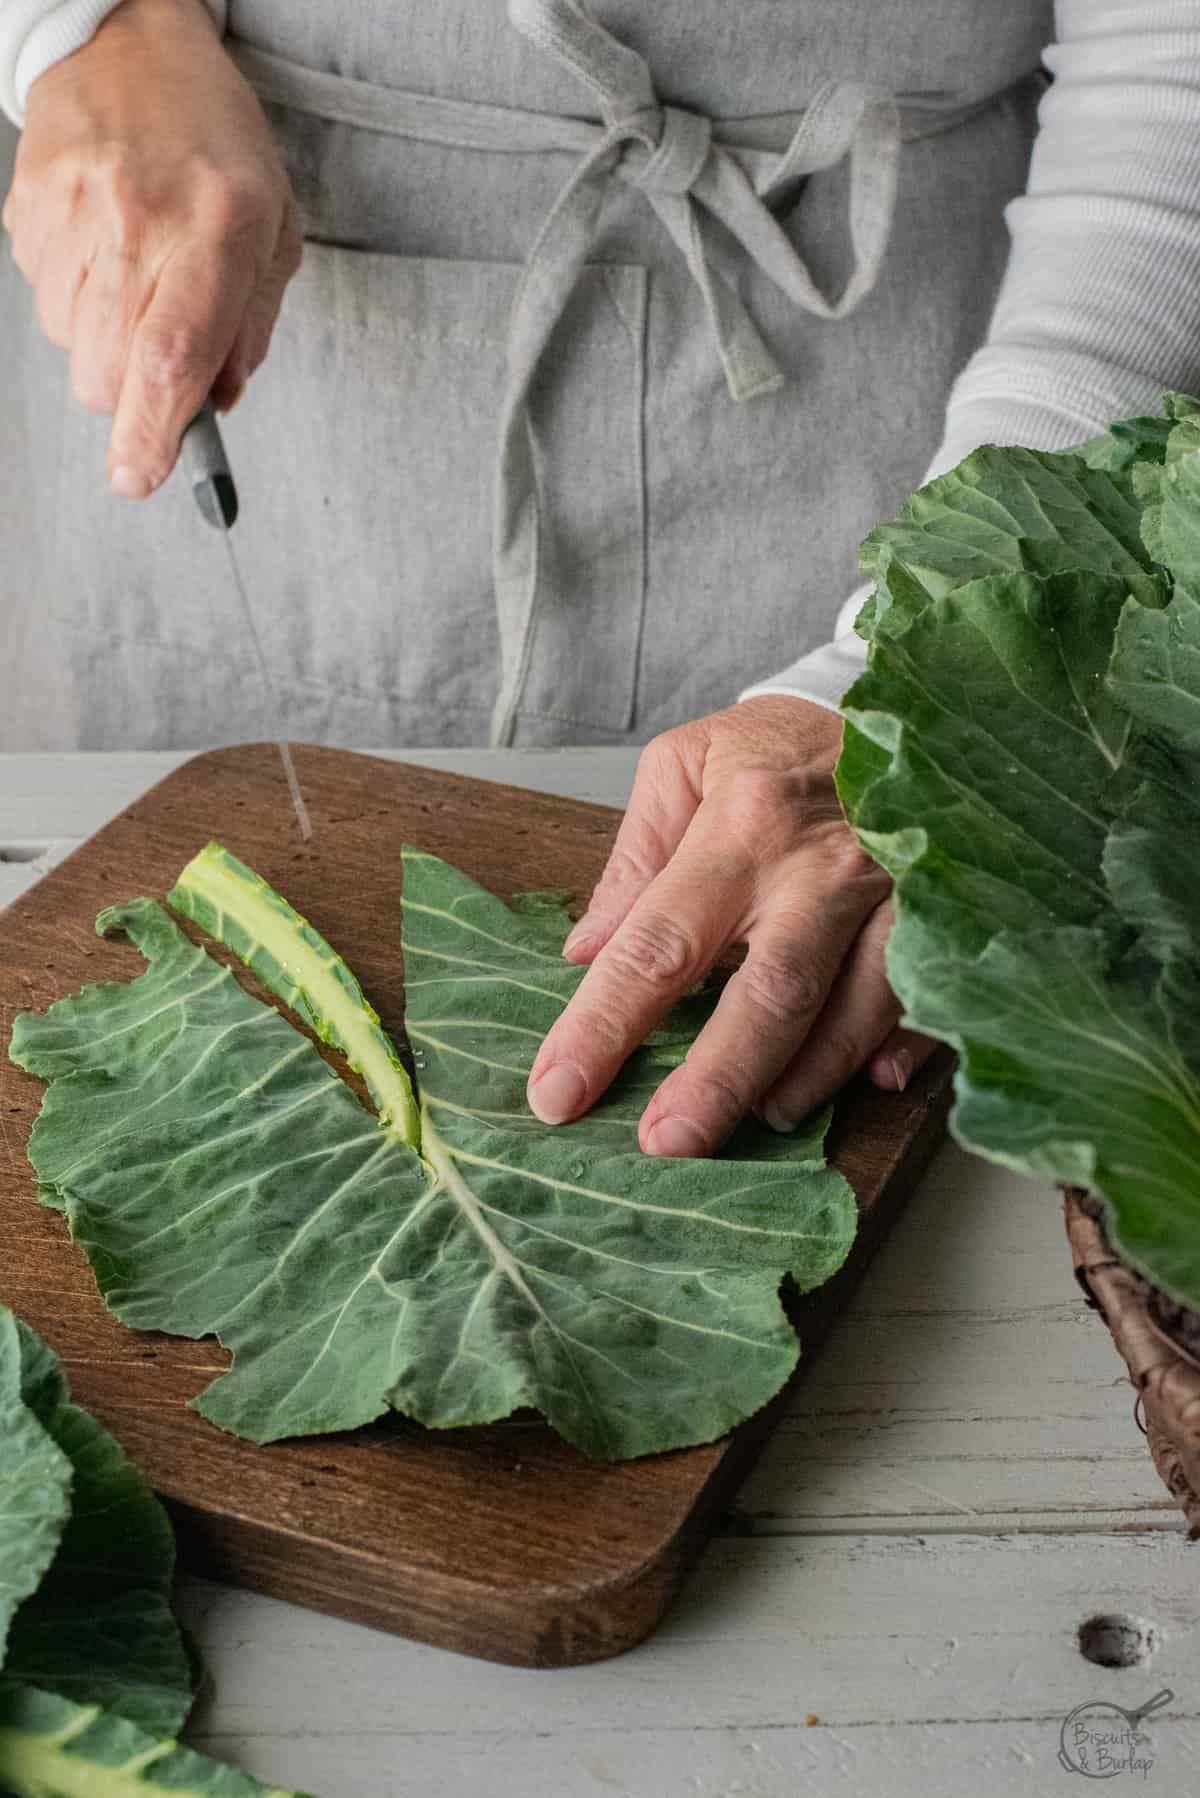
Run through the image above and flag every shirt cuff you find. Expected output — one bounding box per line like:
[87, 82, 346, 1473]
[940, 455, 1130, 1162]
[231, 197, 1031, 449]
[737, 581, 873, 713]
[3, 0, 227, 125]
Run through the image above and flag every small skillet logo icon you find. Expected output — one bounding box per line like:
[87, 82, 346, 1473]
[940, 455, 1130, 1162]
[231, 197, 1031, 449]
[1058, 1687, 1172, 1778]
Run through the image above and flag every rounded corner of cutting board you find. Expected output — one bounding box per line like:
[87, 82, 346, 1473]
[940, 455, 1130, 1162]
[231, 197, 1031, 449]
[480, 1525, 703, 1668]
[517, 1551, 696, 1668]
[171, 1444, 708, 1670]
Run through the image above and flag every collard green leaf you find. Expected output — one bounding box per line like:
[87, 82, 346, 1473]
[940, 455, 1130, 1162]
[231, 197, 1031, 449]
[1109, 583, 1200, 768]
[0, 1308, 310, 1795]
[0, 1305, 191, 1738]
[839, 569, 1142, 937]
[0, 1683, 311, 1798]
[856, 440, 1159, 619]
[12, 896, 451, 1444]
[1144, 441, 1200, 605]
[2, 1327, 190, 1737]
[838, 394, 1200, 1314]
[0, 1313, 71, 1675]
[10, 847, 855, 1461]
[1074, 411, 1172, 474]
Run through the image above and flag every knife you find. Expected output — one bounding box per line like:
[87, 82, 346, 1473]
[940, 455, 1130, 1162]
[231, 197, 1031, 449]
[179, 400, 313, 841]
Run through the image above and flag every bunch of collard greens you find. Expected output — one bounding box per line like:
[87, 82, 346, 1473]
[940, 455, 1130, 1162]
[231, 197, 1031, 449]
[9, 843, 857, 1462]
[0, 1303, 310, 1797]
[837, 390, 1200, 1310]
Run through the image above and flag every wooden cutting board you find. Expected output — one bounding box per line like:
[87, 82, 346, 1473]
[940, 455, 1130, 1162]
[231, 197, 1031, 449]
[0, 744, 952, 1668]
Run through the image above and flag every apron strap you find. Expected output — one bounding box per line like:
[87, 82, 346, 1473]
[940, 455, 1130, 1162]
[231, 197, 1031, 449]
[490, 0, 901, 745]
[226, 27, 1021, 748]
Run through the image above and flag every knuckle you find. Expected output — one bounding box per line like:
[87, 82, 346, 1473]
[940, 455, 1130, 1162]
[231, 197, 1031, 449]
[237, 341, 266, 384]
[598, 839, 659, 895]
[109, 208, 146, 261]
[137, 321, 206, 390]
[8, 238, 35, 283]
[796, 811, 890, 892]
[194, 171, 244, 237]
[49, 152, 90, 215]
[568, 1003, 632, 1062]
[33, 289, 68, 348]
[860, 894, 896, 951]
[719, 767, 804, 850]
[687, 1068, 751, 1127]
[193, 165, 274, 241]
[97, 156, 151, 251]
[821, 1025, 868, 1076]
[723, 765, 794, 814]
[737, 950, 826, 1028]
[827, 829, 888, 890]
[636, 721, 697, 779]
[635, 729, 672, 772]
[70, 360, 120, 415]
[603, 915, 699, 990]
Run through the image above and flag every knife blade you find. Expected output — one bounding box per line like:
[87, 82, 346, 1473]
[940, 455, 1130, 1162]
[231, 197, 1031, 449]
[179, 400, 313, 841]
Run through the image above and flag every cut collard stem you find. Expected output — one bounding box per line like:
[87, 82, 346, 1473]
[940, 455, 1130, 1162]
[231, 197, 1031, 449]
[169, 841, 421, 1145]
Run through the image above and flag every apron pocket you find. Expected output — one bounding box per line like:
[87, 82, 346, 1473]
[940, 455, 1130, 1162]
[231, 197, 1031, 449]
[50, 242, 648, 748]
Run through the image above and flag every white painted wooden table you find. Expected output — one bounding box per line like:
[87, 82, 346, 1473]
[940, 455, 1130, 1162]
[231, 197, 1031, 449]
[2, 750, 1197, 1797]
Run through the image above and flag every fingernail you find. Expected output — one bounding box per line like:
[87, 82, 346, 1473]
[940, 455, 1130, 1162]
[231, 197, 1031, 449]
[109, 465, 152, 500]
[645, 1115, 707, 1158]
[890, 1050, 912, 1092]
[528, 1061, 587, 1124]
[762, 1097, 800, 1134]
[562, 918, 593, 957]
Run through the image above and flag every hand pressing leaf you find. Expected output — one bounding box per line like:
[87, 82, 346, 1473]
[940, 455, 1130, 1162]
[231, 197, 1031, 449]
[10, 844, 856, 1462]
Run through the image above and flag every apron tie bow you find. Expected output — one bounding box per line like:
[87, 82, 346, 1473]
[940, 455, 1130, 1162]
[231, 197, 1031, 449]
[625, 104, 713, 197]
[221, 29, 1025, 750]
[490, 0, 902, 746]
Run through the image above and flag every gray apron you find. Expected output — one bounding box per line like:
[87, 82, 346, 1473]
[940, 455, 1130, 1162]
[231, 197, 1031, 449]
[0, 0, 1052, 752]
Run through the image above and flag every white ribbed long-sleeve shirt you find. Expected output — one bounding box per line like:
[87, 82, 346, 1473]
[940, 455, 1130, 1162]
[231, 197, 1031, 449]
[740, 1, 1200, 709]
[3, 1, 1199, 714]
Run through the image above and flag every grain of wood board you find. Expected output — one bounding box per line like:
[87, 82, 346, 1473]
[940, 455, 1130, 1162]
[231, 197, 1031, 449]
[0, 742, 953, 1667]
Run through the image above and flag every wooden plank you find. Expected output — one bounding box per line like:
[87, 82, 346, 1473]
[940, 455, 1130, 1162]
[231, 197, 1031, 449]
[0, 742, 953, 1668]
[736, 1143, 1175, 1535]
[176, 1527, 1200, 1795]
[186, 1718, 1200, 1798]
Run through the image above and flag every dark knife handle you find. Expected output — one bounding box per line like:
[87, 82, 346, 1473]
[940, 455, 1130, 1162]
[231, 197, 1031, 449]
[180, 399, 239, 530]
